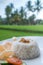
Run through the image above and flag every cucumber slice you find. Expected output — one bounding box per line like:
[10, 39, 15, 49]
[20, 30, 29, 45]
[1, 63, 10, 65]
[0, 61, 7, 63]
[0, 61, 9, 65]
[0, 61, 26, 65]
[1, 62, 26, 65]
[1, 63, 11, 65]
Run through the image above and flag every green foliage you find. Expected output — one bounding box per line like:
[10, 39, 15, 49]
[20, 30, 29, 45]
[5, 6, 12, 17]
[27, 0, 33, 12]
[24, 12, 27, 19]
[35, 0, 42, 12]
[5, 3, 13, 24]
[10, 3, 14, 8]
[0, 16, 2, 24]
[0, 0, 43, 25]
[12, 9, 21, 24]
[28, 14, 36, 24]
[20, 6, 25, 19]
[27, 0, 42, 13]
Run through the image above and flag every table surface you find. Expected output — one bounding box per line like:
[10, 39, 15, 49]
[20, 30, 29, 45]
[0, 36, 43, 65]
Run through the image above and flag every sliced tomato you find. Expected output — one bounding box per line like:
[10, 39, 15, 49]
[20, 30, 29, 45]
[6, 57, 22, 65]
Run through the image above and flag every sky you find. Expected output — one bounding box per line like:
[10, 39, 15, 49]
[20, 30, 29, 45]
[0, 0, 43, 19]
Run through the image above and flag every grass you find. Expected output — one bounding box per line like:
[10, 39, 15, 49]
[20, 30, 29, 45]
[0, 25, 43, 31]
[0, 29, 43, 41]
[0, 25, 43, 41]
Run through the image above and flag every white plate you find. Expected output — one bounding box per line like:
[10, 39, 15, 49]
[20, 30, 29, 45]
[0, 36, 43, 65]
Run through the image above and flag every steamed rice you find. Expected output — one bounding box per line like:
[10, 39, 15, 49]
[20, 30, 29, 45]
[13, 39, 40, 59]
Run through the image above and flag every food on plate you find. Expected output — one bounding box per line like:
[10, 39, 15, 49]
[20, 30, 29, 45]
[3, 42, 12, 50]
[0, 50, 14, 60]
[0, 42, 14, 60]
[2, 51, 14, 59]
[6, 57, 26, 65]
[0, 57, 26, 65]
[0, 45, 5, 53]
[19, 38, 30, 43]
[12, 37, 17, 41]
[14, 38, 40, 59]
[6, 57, 22, 65]
[0, 40, 27, 65]
[0, 37, 40, 65]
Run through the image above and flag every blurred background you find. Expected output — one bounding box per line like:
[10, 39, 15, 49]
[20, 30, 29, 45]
[0, 0, 43, 40]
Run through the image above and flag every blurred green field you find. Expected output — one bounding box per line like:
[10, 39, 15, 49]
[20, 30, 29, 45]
[0, 25, 43, 41]
[0, 29, 43, 41]
[0, 25, 43, 31]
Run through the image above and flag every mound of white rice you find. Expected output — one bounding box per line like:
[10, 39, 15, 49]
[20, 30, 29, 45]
[13, 39, 40, 59]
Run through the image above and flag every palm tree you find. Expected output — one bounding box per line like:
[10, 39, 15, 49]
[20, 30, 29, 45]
[28, 14, 36, 25]
[5, 5, 12, 24]
[27, 0, 34, 12]
[35, 0, 42, 13]
[24, 12, 27, 20]
[0, 16, 2, 24]
[14, 9, 18, 15]
[26, 0, 35, 24]
[19, 6, 26, 24]
[20, 6, 25, 20]
[13, 9, 21, 24]
[10, 3, 14, 8]
[23, 12, 27, 25]
[5, 3, 14, 24]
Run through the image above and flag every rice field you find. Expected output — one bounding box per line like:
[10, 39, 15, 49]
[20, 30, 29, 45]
[0, 25, 43, 31]
[0, 25, 43, 41]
